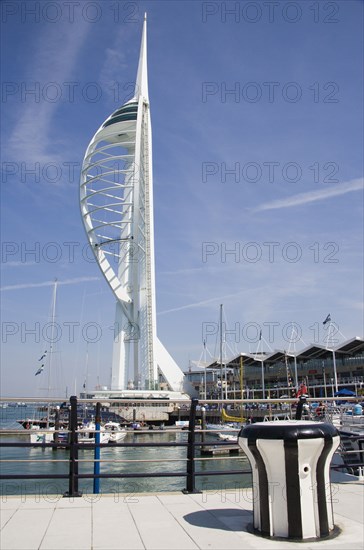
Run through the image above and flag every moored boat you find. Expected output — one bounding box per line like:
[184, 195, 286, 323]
[104, 421, 127, 443]
[78, 421, 110, 445]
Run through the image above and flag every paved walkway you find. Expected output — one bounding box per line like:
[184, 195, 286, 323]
[1, 480, 363, 550]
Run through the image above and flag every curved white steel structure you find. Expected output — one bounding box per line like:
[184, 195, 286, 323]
[80, 16, 189, 392]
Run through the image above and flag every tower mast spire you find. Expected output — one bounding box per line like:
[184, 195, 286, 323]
[134, 13, 149, 102]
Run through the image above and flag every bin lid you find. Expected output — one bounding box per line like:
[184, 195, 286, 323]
[239, 420, 339, 442]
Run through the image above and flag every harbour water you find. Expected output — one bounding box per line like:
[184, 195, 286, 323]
[0, 405, 252, 497]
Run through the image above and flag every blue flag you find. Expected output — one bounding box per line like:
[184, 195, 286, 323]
[323, 314, 331, 325]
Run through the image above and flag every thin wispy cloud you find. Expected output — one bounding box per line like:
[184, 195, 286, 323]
[253, 178, 363, 212]
[158, 288, 255, 316]
[98, 25, 136, 105]
[0, 277, 100, 292]
[1, 261, 37, 268]
[6, 21, 91, 165]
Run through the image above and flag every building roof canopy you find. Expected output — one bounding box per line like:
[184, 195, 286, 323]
[335, 337, 364, 356]
[202, 337, 363, 371]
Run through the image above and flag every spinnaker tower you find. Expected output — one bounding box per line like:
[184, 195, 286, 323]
[80, 15, 189, 393]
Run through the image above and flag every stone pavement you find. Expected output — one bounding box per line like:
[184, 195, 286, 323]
[1, 481, 363, 550]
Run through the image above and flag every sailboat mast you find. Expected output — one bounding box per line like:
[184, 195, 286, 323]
[84, 342, 89, 395]
[47, 279, 58, 395]
[219, 304, 223, 402]
[240, 355, 244, 400]
[203, 339, 207, 400]
[46, 278, 58, 426]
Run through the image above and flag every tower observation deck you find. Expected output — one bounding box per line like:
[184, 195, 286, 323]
[80, 15, 190, 393]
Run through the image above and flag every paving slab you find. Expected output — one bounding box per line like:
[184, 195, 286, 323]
[40, 507, 91, 550]
[0, 509, 16, 530]
[128, 495, 198, 550]
[92, 499, 144, 550]
[1, 508, 54, 550]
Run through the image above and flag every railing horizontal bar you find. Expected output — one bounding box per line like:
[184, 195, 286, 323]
[71, 458, 188, 464]
[0, 459, 70, 463]
[0, 429, 188, 436]
[74, 470, 251, 481]
[0, 431, 69, 435]
[126, 430, 187, 434]
[194, 469, 251, 477]
[0, 456, 246, 465]
[72, 442, 188, 449]
[0, 442, 187, 448]
[0, 474, 69, 480]
[77, 472, 187, 479]
[0, 443, 69, 448]
[194, 456, 246, 462]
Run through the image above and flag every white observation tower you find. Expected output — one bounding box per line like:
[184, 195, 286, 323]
[80, 15, 189, 393]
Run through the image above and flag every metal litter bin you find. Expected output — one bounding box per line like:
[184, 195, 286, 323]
[238, 420, 340, 540]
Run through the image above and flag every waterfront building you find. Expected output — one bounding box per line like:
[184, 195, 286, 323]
[186, 336, 364, 399]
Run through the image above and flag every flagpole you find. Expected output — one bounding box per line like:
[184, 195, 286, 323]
[255, 329, 265, 399]
[322, 361, 328, 398]
[332, 351, 338, 393]
[323, 314, 338, 393]
[261, 360, 265, 399]
[289, 325, 299, 389]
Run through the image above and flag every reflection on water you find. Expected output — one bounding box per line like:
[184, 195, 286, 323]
[0, 406, 252, 496]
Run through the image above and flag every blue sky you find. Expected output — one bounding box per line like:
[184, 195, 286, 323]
[1, 0, 363, 396]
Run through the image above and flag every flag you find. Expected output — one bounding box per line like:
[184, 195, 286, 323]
[38, 351, 47, 361]
[323, 314, 331, 325]
[297, 382, 308, 397]
[35, 364, 44, 376]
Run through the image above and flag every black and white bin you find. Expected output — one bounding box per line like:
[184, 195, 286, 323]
[238, 421, 340, 540]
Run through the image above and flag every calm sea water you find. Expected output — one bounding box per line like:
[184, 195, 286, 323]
[0, 405, 252, 497]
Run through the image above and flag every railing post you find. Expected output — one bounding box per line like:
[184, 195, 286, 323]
[63, 395, 82, 497]
[93, 402, 101, 494]
[183, 398, 201, 494]
[52, 406, 60, 451]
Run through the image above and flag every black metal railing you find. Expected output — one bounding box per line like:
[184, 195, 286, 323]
[0, 396, 251, 496]
[1, 396, 363, 497]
